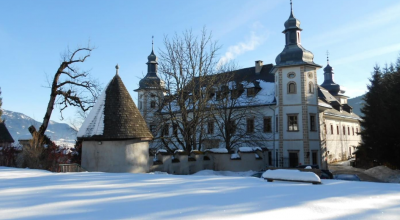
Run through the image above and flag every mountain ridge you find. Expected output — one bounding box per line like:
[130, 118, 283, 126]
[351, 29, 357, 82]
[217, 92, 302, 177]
[1, 109, 77, 146]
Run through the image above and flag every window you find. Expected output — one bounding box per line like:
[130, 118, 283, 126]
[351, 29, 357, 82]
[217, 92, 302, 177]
[310, 114, 316, 131]
[139, 101, 142, 110]
[352, 127, 354, 136]
[150, 124, 157, 134]
[330, 124, 334, 135]
[216, 92, 221, 101]
[311, 151, 318, 165]
[150, 101, 156, 108]
[247, 118, 255, 133]
[337, 125, 339, 135]
[288, 82, 296, 94]
[348, 127, 350, 135]
[288, 114, 298, 131]
[308, 82, 314, 94]
[343, 126, 346, 135]
[356, 127, 359, 134]
[207, 121, 214, 134]
[324, 124, 327, 134]
[231, 90, 240, 99]
[163, 124, 169, 136]
[263, 117, 272, 133]
[247, 88, 255, 97]
[228, 120, 236, 134]
[173, 123, 178, 136]
[275, 116, 279, 133]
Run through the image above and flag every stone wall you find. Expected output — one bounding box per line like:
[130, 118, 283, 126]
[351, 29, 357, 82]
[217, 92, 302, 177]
[149, 150, 269, 175]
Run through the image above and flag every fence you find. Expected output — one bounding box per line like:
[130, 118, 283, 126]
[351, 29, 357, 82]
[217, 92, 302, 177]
[58, 163, 86, 173]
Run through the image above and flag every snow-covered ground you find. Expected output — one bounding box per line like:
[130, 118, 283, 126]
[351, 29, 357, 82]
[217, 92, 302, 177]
[1, 167, 400, 220]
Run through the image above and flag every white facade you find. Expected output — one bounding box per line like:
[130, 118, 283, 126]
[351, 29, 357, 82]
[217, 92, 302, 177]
[135, 3, 362, 170]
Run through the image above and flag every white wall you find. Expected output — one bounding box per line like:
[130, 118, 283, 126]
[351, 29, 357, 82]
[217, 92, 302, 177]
[82, 140, 150, 173]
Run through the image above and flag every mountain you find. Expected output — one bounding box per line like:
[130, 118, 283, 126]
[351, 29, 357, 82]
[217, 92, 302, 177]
[1, 110, 77, 146]
[348, 95, 365, 117]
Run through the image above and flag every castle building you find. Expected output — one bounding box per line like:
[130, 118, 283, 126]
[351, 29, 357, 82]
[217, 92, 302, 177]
[135, 2, 361, 169]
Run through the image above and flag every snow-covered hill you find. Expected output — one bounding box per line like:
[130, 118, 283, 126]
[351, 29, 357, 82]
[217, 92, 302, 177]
[1, 110, 77, 146]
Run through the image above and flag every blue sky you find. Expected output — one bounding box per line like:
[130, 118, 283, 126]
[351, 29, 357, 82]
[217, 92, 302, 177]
[1, 0, 400, 127]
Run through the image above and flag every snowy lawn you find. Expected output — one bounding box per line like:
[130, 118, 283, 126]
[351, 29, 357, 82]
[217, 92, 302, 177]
[1, 167, 400, 220]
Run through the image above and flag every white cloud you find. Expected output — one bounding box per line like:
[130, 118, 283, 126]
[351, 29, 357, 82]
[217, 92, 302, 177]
[218, 24, 269, 67]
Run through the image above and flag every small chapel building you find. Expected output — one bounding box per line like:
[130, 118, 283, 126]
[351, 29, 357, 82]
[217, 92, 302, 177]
[77, 66, 153, 173]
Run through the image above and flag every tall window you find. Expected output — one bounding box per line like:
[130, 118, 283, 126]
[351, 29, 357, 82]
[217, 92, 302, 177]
[228, 120, 236, 135]
[162, 124, 169, 137]
[352, 127, 354, 136]
[207, 121, 214, 134]
[288, 114, 298, 131]
[337, 125, 339, 135]
[150, 124, 157, 134]
[263, 117, 272, 133]
[356, 127, 359, 134]
[348, 127, 350, 135]
[343, 126, 346, 135]
[138, 101, 142, 110]
[331, 125, 334, 135]
[247, 118, 255, 133]
[310, 114, 316, 131]
[288, 82, 296, 94]
[150, 101, 156, 108]
[308, 82, 314, 94]
[324, 124, 327, 134]
[173, 123, 178, 136]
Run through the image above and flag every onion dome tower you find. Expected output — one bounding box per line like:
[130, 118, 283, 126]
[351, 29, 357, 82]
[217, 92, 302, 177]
[137, 37, 163, 90]
[275, 1, 321, 68]
[320, 54, 345, 96]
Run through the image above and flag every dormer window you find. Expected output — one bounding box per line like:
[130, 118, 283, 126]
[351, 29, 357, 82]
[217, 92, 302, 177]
[247, 88, 255, 97]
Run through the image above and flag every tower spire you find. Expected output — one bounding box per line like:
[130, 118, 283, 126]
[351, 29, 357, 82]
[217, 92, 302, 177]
[327, 51, 330, 64]
[290, 0, 294, 17]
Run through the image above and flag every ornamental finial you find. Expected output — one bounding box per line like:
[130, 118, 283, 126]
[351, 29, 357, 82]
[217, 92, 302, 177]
[152, 36, 154, 51]
[326, 51, 330, 64]
[116, 64, 119, 75]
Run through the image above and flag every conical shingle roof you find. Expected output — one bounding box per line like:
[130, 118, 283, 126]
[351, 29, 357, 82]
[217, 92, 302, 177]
[78, 73, 153, 141]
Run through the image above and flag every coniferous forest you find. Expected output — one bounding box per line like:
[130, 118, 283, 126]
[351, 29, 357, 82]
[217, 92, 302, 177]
[359, 54, 400, 169]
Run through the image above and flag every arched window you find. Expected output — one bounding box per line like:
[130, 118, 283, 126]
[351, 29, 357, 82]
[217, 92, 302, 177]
[287, 82, 296, 94]
[308, 82, 314, 94]
[150, 101, 156, 108]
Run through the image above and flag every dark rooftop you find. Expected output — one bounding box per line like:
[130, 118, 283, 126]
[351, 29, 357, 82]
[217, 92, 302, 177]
[0, 121, 14, 143]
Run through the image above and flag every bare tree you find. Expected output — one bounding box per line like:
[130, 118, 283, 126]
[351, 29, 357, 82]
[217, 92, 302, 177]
[206, 63, 272, 151]
[38, 45, 100, 138]
[157, 28, 220, 154]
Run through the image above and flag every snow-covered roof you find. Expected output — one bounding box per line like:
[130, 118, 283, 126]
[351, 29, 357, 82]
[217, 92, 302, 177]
[205, 148, 229, 153]
[238, 147, 263, 153]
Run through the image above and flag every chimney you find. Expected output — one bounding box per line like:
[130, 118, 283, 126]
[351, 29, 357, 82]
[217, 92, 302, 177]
[255, 60, 263, 74]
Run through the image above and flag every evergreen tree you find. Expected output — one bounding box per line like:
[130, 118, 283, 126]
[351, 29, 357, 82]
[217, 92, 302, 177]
[360, 55, 400, 168]
[0, 87, 3, 121]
